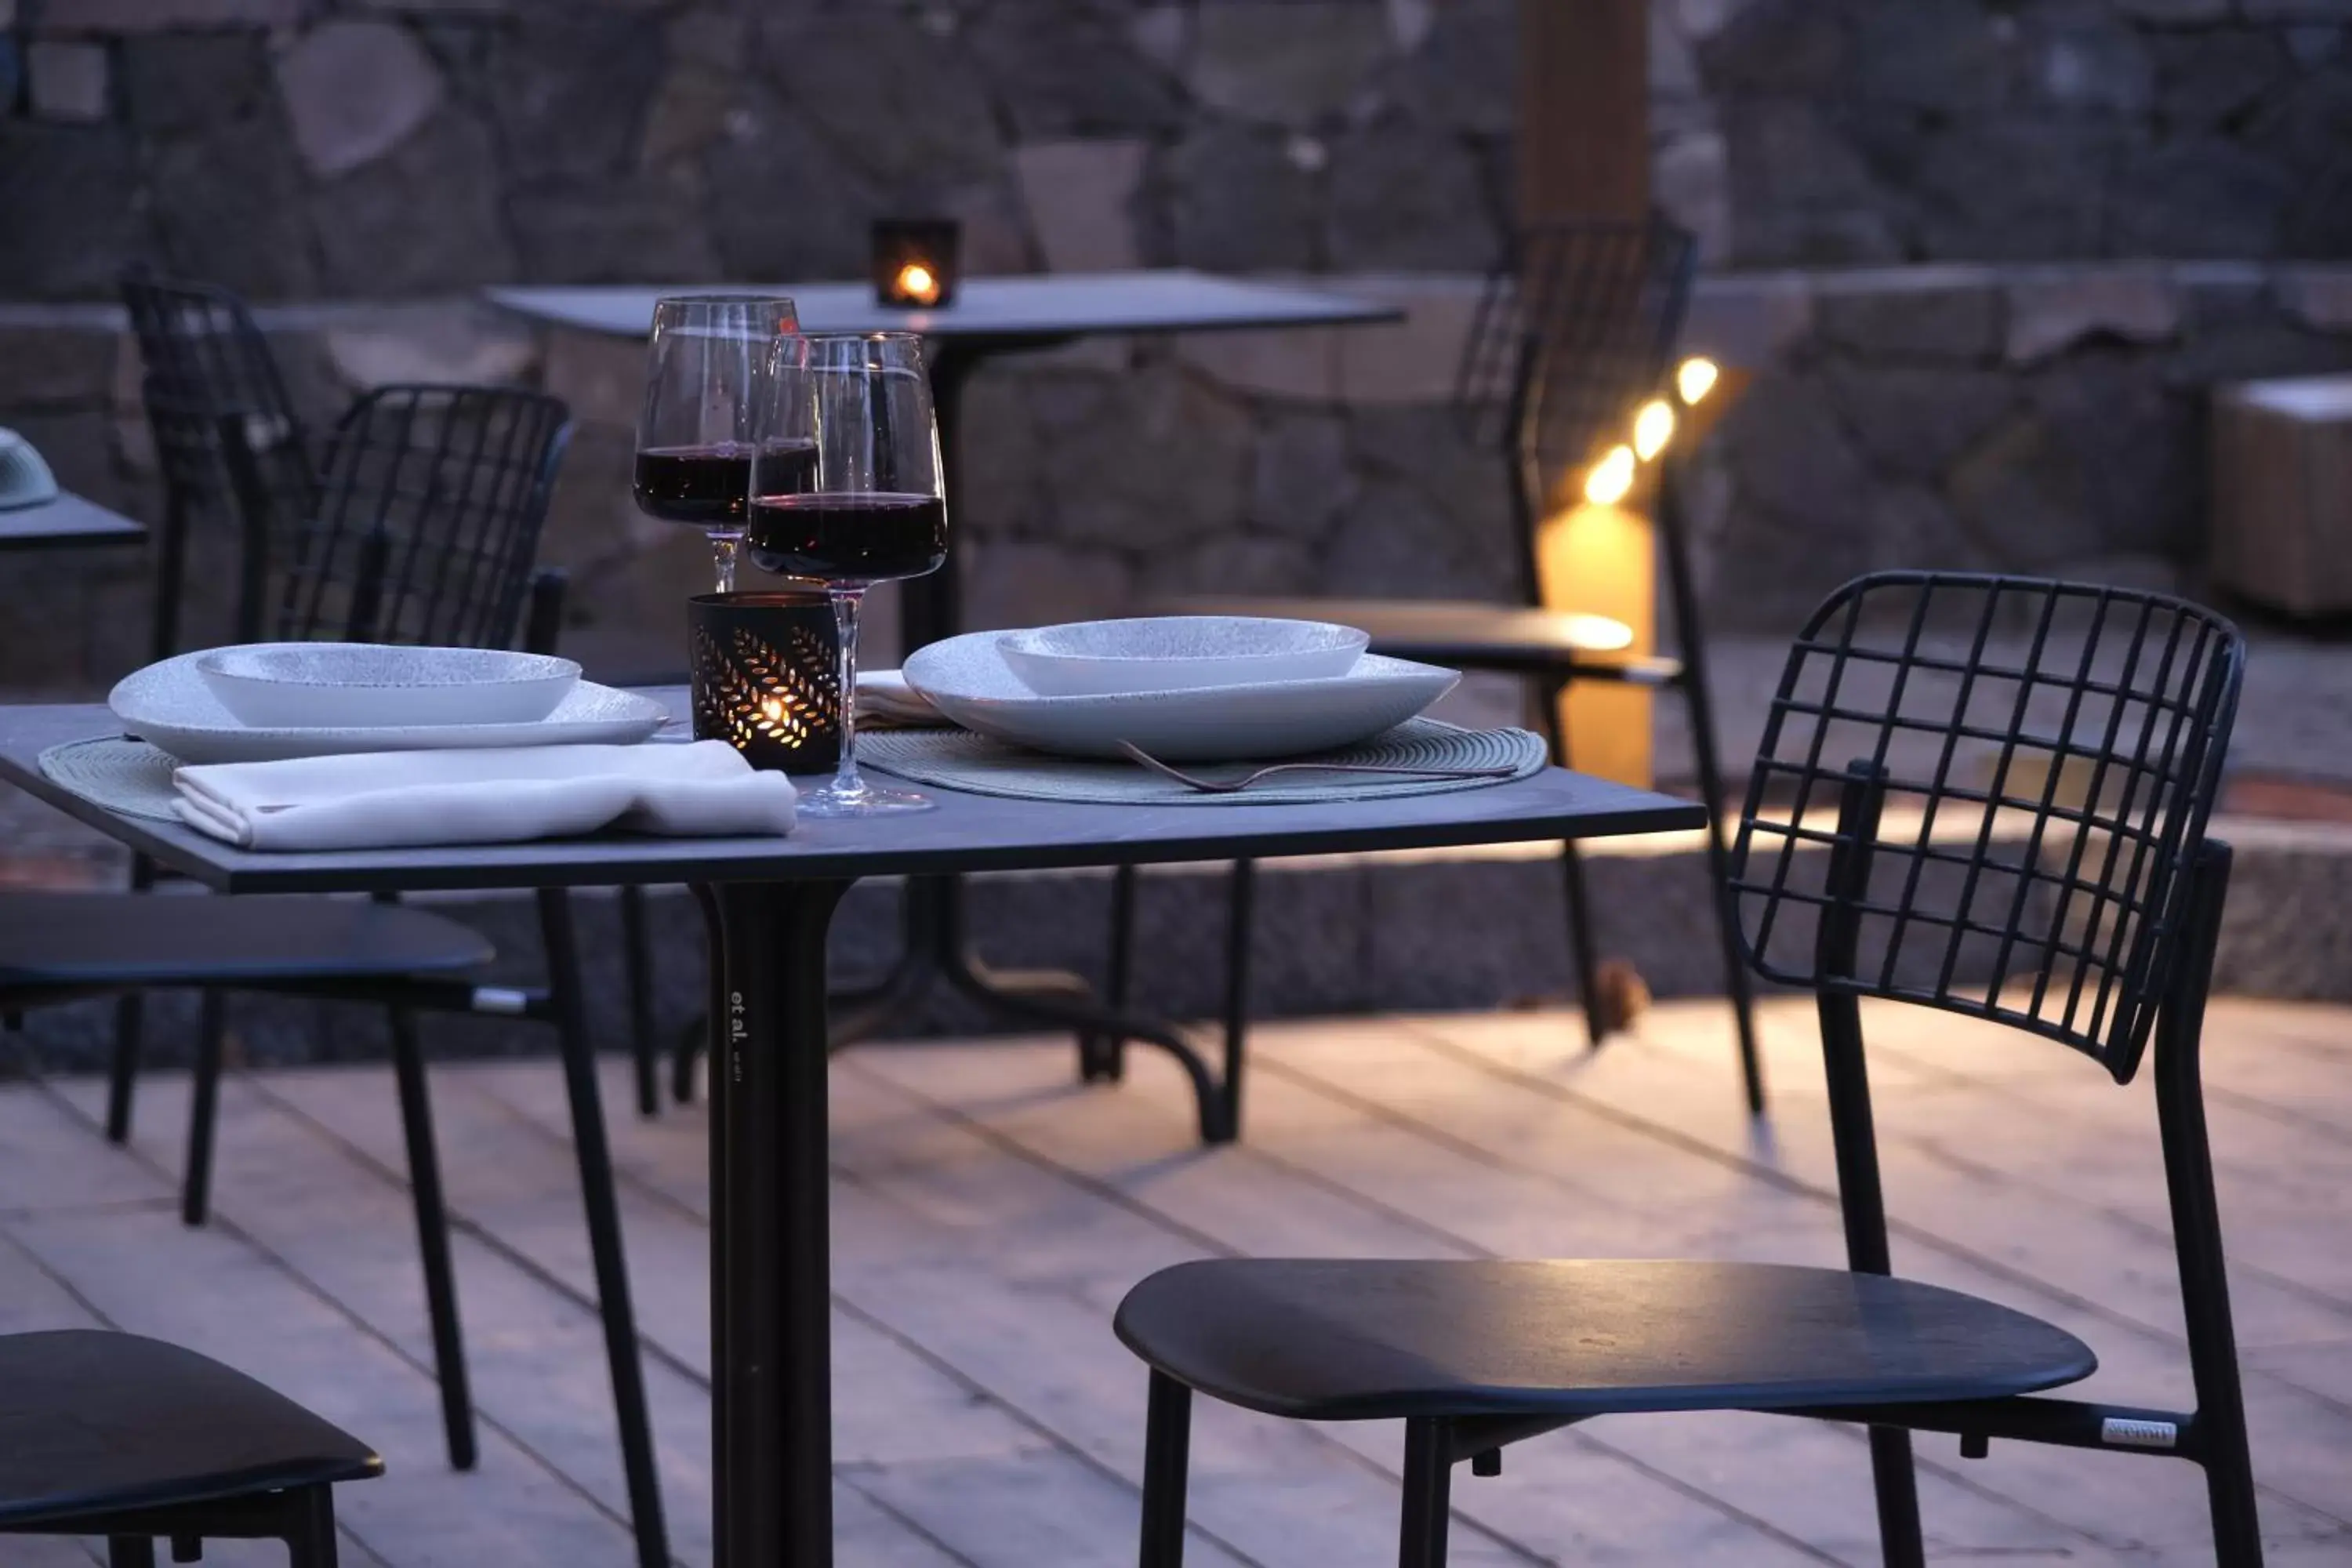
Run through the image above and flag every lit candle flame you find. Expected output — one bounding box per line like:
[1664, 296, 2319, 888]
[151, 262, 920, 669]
[760, 696, 787, 724]
[1632, 398, 1675, 461]
[894, 262, 941, 305]
[1583, 444, 1637, 506]
[1675, 357, 1719, 406]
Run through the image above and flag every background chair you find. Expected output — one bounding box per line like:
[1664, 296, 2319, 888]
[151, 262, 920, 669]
[1128, 214, 1763, 1118]
[1114, 572, 2259, 1567]
[22, 364, 668, 1567]
[0, 1330, 379, 1568]
[118, 271, 670, 1118]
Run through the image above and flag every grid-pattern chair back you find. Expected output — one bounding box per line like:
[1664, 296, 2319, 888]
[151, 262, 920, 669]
[1454, 215, 1698, 479]
[1727, 572, 2243, 1082]
[120, 271, 315, 535]
[267, 385, 572, 651]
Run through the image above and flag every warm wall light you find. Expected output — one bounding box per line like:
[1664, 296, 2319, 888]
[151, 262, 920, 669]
[1584, 444, 1637, 506]
[1676, 356, 1719, 406]
[1632, 398, 1675, 460]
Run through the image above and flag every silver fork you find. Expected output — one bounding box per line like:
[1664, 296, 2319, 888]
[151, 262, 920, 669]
[1116, 739, 1520, 794]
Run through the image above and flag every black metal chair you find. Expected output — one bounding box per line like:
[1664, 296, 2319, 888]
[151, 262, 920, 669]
[1116, 572, 2259, 1567]
[118, 270, 670, 1120]
[27, 364, 668, 1567]
[0, 1330, 379, 1568]
[1130, 214, 1764, 1120]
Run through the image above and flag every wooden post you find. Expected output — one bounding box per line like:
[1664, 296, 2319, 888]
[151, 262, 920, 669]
[1521, 0, 1655, 789]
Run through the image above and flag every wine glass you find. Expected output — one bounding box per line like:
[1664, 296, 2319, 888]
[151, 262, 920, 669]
[750, 332, 947, 818]
[633, 295, 800, 593]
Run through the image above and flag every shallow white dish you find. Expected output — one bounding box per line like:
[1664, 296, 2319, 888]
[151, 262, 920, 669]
[902, 630, 1457, 760]
[997, 616, 1368, 697]
[195, 643, 582, 729]
[111, 653, 667, 764]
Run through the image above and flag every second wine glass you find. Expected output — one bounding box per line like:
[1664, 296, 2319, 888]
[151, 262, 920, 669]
[633, 294, 800, 593]
[750, 332, 948, 818]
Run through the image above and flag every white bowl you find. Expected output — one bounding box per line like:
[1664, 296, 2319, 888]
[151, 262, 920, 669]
[997, 616, 1369, 697]
[194, 644, 582, 729]
[904, 630, 1456, 760]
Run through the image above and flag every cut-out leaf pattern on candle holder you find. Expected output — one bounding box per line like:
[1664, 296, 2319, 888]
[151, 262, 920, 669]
[689, 593, 841, 773]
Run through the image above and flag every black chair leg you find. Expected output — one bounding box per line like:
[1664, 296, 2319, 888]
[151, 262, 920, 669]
[107, 993, 145, 1144]
[1140, 1370, 1192, 1568]
[618, 884, 660, 1118]
[1398, 1417, 1453, 1568]
[1220, 858, 1254, 1140]
[1866, 1425, 1926, 1568]
[284, 1484, 339, 1568]
[539, 888, 669, 1568]
[180, 992, 227, 1226]
[388, 1004, 477, 1472]
[1678, 672, 1765, 1114]
[107, 1537, 156, 1568]
[1555, 840, 1609, 1048]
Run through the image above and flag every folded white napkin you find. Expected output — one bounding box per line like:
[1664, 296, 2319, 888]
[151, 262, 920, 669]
[858, 669, 945, 727]
[173, 741, 797, 851]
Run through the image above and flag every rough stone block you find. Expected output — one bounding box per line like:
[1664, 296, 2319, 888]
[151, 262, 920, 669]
[1248, 410, 1357, 542]
[1014, 140, 1145, 274]
[0, 125, 141, 300]
[1655, 128, 1730, 264]
[1190, 1, 1391, 124]
[2275, 268, 2352, 333]
[1334, 278, 1483, 405]
[276, 20, 444, 179]
[1684, 271, 1813, 365]
[119, 31, 269, 134]
[1377, 0, 1510, 134]
[147, 114, 318, 299]
[963, 538, 1132, 630]
[2004, 267, 2181, 365]
[541, 326, 652, 432]
[1816, 270, 2003, 362]
[1174, 327, 1339, 401]
[50, 0, 296, 27]
[488, 12, 666, 185]
[1033, 365, 1253, 552]
[310, 107, 515, 294]
[0, 325, 116, 410]
[705, 97, 882, 281]
[325, 304, 539, 391]
[1822, 364, 2016, 482]
[970, 0, 1183, 136]
[1324, 118, 1499, 271]
[510, 174, 719, 285]
[27, 42, 107, 122]
[1154, 125, 1318, 270]
[766, 9, 1002, 191]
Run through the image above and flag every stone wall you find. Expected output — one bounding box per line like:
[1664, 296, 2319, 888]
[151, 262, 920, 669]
[11, 0, 2352, 307]
[8, 260, 2352, 699]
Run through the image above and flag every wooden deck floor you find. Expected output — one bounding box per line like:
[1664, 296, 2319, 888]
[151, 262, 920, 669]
[4, 995, 2351, 1566]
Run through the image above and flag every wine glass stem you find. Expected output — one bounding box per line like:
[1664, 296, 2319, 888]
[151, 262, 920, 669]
[829, 587, 866, 800]
[710, 532, 742, 595]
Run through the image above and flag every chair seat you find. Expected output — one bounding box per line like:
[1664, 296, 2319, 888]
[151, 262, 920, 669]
[0, 891, 492, 990]
[0, 1330, 379, 1526]
[1161, 597, 1681, 682]
[1116, 1259, 2096, 1421]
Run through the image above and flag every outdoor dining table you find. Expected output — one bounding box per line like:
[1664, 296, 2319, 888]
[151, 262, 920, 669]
[0, 688, 1704, 1568]
[1, 492, 147, 551]
[488, 271, 1407, 1045]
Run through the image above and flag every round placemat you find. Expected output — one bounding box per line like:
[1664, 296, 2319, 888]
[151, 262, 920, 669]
[39, 737, 183, 822]
[857, 719, 1546, 805]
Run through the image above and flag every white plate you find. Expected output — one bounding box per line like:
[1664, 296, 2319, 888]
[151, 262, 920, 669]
[196, 643, 581, 729]
[111, 653, 668, 764]
[902, 630, 1457, 760]
[997, 615, 1368, 697]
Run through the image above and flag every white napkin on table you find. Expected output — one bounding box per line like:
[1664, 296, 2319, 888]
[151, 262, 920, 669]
[857, 669, 946, 727]
[172, 741, 797, 851]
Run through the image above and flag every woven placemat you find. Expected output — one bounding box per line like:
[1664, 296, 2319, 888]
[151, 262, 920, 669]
[40, 736, 183, 822]
[858, 720, 1547, 805]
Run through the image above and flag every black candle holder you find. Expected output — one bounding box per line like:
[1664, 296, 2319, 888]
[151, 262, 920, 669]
[871, 218, 960, 309]
[689, 592, 841, 774]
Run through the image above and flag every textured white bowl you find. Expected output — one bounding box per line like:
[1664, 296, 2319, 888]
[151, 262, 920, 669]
[997, 616, 1368, 697]
[904, 630, 1456, 760]
[195, 644, 581, 729]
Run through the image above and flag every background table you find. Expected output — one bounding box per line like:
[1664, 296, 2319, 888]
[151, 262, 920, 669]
[0, 693, 1702, 1568]
[488, 271, 1404, 1045]
[0, 492, 147, 550]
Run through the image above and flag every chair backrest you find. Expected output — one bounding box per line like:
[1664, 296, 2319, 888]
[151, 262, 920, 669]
[1454, 214, 1698, 480]
[263, 384, 572, 652]
[1726, 572, 2244, 1082]
[121, 270, 318, 652]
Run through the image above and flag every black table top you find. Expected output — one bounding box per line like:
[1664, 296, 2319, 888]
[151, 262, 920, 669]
[0, 493, 147, 550]
[0, 693, 1705, 897]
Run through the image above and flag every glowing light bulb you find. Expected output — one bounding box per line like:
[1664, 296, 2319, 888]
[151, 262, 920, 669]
[895, 262, 940, 304]
[1675, 356, 1719, 406]
[1583, 445, 1637, 506]
[1632, 398, 1675, 461]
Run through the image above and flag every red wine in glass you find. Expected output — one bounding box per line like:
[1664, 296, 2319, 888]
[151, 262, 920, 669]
[746, 492, 948, 586]
[635, 441, 816, 528]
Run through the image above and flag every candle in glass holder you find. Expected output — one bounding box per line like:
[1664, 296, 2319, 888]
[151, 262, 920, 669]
[689, 591, 842, 773]
[872, 219, 960, 309]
